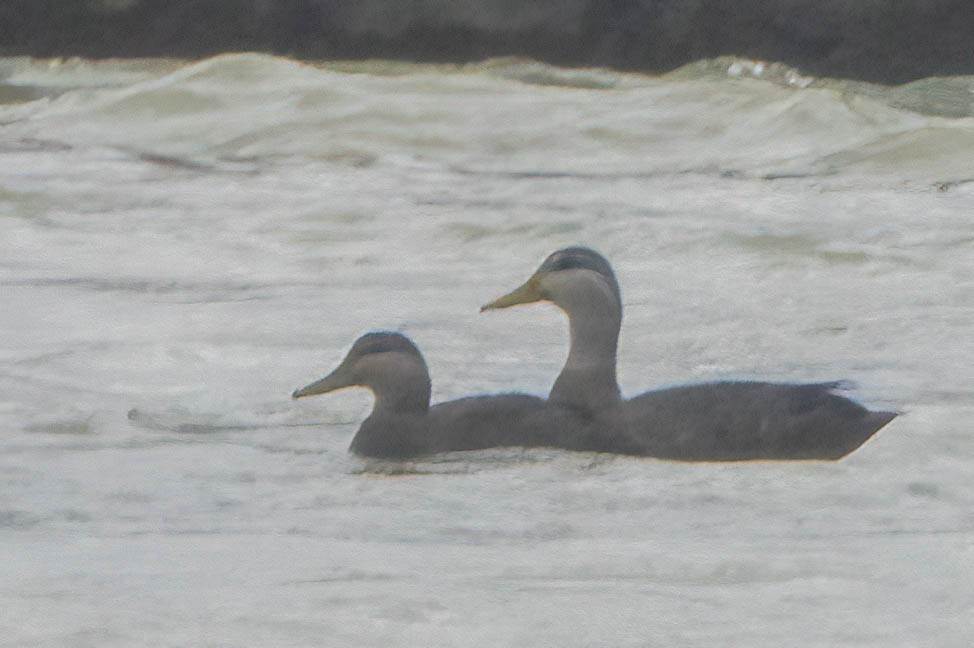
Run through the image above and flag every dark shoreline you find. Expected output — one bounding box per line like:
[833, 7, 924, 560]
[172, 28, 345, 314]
[1, 1, 971, 84]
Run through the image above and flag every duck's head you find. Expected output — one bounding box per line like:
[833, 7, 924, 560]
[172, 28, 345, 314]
[292, 332, 431, 411]
[481, 246, 622, 315]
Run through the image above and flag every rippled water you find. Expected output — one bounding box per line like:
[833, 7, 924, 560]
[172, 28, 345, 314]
[1, 54, 972, 646]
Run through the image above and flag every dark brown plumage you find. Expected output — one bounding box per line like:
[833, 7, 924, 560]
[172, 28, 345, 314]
[292, 332, 597, 458]
[482, 246, 896, 460]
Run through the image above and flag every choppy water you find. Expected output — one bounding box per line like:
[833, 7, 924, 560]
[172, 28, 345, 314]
[1, 54, 972, 647]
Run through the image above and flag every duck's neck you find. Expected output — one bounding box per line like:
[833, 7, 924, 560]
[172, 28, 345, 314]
[369, 366, 431, 417]
[550, 298, 622, 417]
[350, 367, 431, 458]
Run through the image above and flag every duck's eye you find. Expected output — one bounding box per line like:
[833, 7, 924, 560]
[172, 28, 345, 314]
[545, 251, 600, 274]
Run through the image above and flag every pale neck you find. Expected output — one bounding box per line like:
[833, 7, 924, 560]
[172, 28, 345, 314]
[549, 293, 622, 416]
[367, 358, 431, 416]
[352, 368, 430, 457]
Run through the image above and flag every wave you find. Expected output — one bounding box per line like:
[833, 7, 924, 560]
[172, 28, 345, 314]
[1, 54, 971, 184]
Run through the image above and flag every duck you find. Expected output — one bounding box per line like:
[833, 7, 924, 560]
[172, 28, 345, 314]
[481, 246, 896, 460]
[292, 331, 596, 458]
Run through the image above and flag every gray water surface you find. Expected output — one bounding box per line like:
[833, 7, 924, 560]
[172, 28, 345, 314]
[1, 55, 972, 647]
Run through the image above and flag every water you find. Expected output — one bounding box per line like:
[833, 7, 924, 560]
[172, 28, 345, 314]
[1, 54, 972, 646]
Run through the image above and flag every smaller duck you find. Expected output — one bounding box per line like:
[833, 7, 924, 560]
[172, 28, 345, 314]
[292, 331, 595, 458]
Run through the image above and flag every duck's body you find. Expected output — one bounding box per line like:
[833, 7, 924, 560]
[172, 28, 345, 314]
[293, 332, 596, 459]
[482, 246, 896, 461]
[612, 381, 895, 460]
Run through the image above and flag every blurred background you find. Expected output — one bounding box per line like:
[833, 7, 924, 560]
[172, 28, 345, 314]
[2, 0, 974, 83]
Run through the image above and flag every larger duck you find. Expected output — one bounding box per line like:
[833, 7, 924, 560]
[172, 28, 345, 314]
[481, 246, 895, 460]
[292, 331, 596, 458]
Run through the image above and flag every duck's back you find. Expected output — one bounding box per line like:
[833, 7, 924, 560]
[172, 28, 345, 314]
[427, 394, 598, 454]
[617, 381, 895, 460]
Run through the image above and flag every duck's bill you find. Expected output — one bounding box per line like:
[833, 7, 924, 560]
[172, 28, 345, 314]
[480, 274, 543, 311]
[292, 365, 352, 398]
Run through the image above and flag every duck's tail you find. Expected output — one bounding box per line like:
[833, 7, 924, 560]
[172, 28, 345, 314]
[866, 410, 897, 435]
